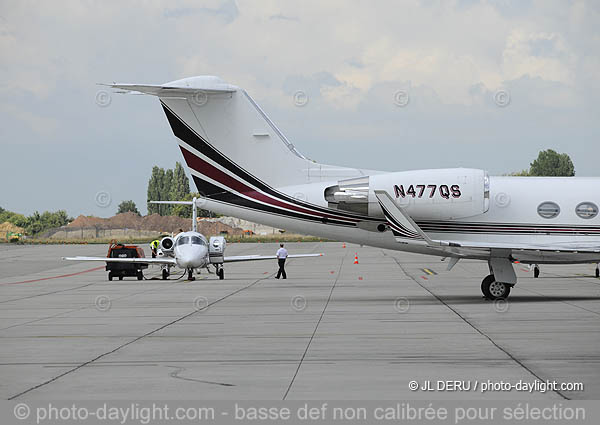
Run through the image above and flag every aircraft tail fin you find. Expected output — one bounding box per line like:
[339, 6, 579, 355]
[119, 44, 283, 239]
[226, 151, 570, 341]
[107, 76, 368, 201]
[149, 198, 203, 232]
[108, 76, 314, 191]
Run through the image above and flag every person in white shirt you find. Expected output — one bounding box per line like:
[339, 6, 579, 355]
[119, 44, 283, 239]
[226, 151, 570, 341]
[275, 243, 288, 279]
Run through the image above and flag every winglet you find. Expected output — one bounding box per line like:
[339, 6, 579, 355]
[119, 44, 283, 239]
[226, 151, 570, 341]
[373, 190, 434, 244]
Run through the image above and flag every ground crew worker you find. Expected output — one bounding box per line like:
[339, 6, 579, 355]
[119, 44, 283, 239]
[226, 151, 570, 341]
[150, 239, 160, 258]
[275, 243, 288, 279]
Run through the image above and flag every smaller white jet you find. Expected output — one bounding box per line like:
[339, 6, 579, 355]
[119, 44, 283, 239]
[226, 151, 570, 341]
[63, 198, 322, 280]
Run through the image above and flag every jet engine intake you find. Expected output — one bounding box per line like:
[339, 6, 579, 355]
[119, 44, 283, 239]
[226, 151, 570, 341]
[159, 237, 175, 253]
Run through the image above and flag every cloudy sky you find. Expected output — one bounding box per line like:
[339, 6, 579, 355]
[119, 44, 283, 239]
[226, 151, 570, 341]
[1, 0, 599, 217]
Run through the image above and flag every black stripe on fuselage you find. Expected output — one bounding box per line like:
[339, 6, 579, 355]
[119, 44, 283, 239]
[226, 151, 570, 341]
[191, 176, 354, 227]
[419, 221, 600, 235]
[160, 100, 377, 222]
[160, 101, 600, 237]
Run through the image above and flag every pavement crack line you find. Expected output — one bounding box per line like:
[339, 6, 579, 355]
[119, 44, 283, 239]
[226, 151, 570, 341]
[8, 273, 274, 400]
[386, 253, 569, 400]
[167, 366, 235, 387]
[0, 278, 192, 332]
[283, 255, 345, 400]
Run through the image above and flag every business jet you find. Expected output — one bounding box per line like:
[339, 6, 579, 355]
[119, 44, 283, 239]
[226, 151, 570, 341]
[64, 198, 323, 281]
[103, 76, 600, 299]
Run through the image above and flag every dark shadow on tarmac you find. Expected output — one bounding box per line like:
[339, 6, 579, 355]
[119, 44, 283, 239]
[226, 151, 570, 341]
[335, 295, 600, 305]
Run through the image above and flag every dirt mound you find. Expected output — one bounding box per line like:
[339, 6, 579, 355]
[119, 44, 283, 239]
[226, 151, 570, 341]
[67, 213, 242, 235]
[68, 215, 106, 228]
[0, 222, 25, 233]
[141, 214, 191, 232]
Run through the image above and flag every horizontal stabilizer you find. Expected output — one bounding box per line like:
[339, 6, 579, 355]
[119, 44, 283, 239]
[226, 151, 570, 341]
[149, 200, 205, 206]
[102, 76, 237, 97]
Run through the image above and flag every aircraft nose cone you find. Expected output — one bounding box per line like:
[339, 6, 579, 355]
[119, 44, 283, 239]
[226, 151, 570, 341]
[176, 245, 207, 269]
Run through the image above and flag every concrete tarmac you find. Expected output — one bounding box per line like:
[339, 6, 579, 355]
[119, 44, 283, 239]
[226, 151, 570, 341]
[0, 242, 599, 400]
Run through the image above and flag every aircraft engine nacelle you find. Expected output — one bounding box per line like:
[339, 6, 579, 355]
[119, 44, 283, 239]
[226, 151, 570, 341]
[325, 168, 490, 221]
[159, 237, 175, 254]
[208, 236, 226, 264]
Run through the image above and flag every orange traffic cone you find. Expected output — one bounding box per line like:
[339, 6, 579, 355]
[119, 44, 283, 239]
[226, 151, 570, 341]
[353, 253, 359, 264]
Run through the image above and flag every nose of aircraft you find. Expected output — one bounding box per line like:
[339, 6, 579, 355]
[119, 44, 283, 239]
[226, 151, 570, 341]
[176, 245, 208, 269]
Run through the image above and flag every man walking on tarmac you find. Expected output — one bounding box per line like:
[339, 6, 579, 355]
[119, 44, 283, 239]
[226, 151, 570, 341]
[275, 243, 288, 279]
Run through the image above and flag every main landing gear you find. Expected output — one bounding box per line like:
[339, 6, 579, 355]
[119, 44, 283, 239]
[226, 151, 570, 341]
[215, 265, 225, 280]
[162, 268, 169, 280]
[533, 264, 540, 278]
[596, 264, 599, 278]
[481, 274, 512, 300]
[481, 255, 517, 300]
[187, 269, 195, 281]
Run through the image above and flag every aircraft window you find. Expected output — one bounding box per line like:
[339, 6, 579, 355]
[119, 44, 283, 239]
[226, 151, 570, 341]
[191, 236, 206, 245]
[176, 236, 190, 246]
[575, 202, 598, 219]
[537, 202, 560, 219]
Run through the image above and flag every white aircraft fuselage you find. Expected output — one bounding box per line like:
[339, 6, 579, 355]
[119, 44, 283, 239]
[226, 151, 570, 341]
[170, 232, 209, 269]
[107, 75, 600, 299]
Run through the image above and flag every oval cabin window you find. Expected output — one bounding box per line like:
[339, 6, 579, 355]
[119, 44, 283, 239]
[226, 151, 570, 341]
[575, 202, 598, 219]
[537, 202, 560, 219]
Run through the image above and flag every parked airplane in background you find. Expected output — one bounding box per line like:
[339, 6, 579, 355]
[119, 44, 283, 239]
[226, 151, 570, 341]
[105, 76, 600, 299]
[64, 198, 323, 280]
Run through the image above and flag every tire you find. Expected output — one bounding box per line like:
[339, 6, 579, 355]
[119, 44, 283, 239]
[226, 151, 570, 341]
[482, 276, 511, 300]
[162, 269, 168, 280]
[137, 271, 143, 281]
[534, 267, 540, 278]
[118, 276, 123, 281]
[481, 274, 495, 299]
[218, 269, 224, 280]
[596, 267, 599, 278]
[108, 272, 113, 281]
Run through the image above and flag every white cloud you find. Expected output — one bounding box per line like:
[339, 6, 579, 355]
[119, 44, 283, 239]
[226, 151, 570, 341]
[0, 0, 598, 216]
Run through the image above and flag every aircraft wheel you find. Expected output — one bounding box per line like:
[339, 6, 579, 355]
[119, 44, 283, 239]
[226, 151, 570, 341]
[118, 276, 123, 281]
[596, 267, 599, 278]
[188, 270, 194, 281]
[481, 274, 495, 299]
[534, 266, 540, 278]
[218, 269, 224, 280]
[162, 269, 168, 280]
[481, 274, 511, 300]
[137, 271, 143, 280]
[108, 272, 113, 281]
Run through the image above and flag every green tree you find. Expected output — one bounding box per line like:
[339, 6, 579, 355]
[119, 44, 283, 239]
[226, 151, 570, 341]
[24, 210, 71, 235]
[507, 169, 531, 176]
[171, 162, 192, 217]
[529, 149, 575, 177]
[0, 207, 71, 235]
[117, 200, 140, 215]
[161, 169, 174, 215]
[171, 162, 190, 199]
[147, 163, 194, 216]
[147, 166, 165, 215]
[8, 213, 28, 228]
